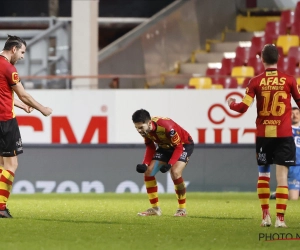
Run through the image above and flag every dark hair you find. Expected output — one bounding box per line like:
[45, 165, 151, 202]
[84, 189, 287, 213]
[132, 109, 151, 123]
[261, 44, 279, 65]
[3, 35, 27, 51]
[292, 107, 300, 111]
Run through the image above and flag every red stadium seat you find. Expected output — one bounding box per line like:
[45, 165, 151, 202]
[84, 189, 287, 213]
[241, 77, 252, 88]
[247, 57, 264, 75]
[287, 46, 300, 64]
[175, 84, 195, 89]
[277, 56, 298, 75]
[235, 46, 251, 65]
[218, 77, 238, 89]
[221, 57, 243, 75]
[280, 10, 295, 30]
[277, 46, 284, 58]
[294, 67, 300, 77]
[205, 67, 227, 84]
[295, 1, 300, 22]
[291, 22, 300, 37]
[264, 21, 286, 42]
[250, 36, 272, 57]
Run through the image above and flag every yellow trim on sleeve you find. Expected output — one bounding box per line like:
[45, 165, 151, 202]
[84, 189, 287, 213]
[242, 94, 253, 106]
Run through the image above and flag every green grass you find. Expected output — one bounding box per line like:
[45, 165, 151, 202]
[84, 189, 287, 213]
[2, 193, 300, 250]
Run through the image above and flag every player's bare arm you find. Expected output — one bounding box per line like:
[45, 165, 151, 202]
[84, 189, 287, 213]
[12, 83, 52, 116]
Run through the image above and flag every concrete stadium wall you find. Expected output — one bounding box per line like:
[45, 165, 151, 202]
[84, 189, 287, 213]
[14, 144, 278, 194]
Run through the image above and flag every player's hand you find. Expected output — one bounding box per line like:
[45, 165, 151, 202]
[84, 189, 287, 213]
[136, 164, 147, 173]
[24, 105, 34, 113]
[41, 107, 53, 117]
[227, 98, 235, 107]
[160, 164, 172, 173]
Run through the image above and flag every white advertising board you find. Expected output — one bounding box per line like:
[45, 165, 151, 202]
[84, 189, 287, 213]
[14, 89, 259, 144]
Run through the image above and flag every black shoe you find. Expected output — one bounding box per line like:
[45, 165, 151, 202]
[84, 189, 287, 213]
[270, 192, 276, 200]
[0, 208, 13, 218]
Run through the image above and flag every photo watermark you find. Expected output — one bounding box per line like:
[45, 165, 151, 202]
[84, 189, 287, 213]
[259, 233, 300, 241]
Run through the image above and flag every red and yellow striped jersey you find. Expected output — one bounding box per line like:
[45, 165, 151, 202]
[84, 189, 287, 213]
[0, 56, 20, 121]
[230, 68, 300, 137]
[143, 117, 193, 165]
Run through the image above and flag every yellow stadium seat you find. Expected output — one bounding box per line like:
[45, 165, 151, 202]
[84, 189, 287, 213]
[231, 66, 255, 85]
[211, 84, 224, 89]
[276, 35, 300, 55]
[189, 77, 212, 89]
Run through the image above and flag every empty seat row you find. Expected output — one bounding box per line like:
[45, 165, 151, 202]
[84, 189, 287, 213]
[265, 21, 300, 41]
[188, 77, 238, 89]
[235, 36, 299, 66]
[278, 2, 300, 31]
[186, 76, 253, 89]
[174, 3, 300, 90]
[207, 61, 300, 88]
[215, 44, 300, 76]
[175, 75, 300, 90]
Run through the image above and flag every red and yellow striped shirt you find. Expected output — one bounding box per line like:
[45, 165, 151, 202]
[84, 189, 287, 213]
[230, 68, 300, 137]
[0, 55, 20, 121]
[143, 117, 193, 165]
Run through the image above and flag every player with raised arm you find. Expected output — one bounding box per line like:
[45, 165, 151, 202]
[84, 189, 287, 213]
[132, 109, 194, 217]
[227, 44, 300, 228]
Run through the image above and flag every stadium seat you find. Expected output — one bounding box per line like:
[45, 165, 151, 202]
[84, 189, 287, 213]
[277, 46, 284, 58]
[188, 77, 212, 89]
[235, 46, 251, 65]
[231, 66, 255, 85]
[241, 77, 252, 88]
[175, 84, 195, 89]
[276, 35, 300, 55]
[294, 67, 300, 77]
[250, 36, 272, 57]
[277, 56, 298, 75]
[247, 57, 264, 75]
[205, 67, 227, 84]
[287, 46, 300, 64]
[280, 10, 295, 30]
[211, 83, 224, 89]
[291, 22, 300, 37]
[295, 1, 300, 22]
[218, 77, 238, 89]
[264, 21, 286, 43]
[221, 57, 244, 75]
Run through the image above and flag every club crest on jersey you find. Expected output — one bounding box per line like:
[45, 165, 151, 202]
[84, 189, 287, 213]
[169, 129, 175, 137]
[171, 133, 180, 144]
[12, 72, 19, 83]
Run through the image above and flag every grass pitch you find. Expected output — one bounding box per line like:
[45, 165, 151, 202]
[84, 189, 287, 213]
[2, 192, 300, 250]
